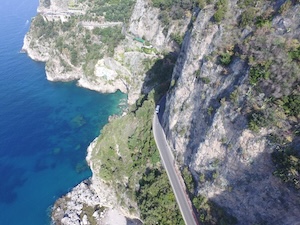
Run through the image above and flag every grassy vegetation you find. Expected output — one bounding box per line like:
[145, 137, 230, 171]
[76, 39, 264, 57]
[247, 111, 273, 132]
[288, 46, 300, 61]
[192, 196, 238, 225]
[239, 7, 257, 27]
[152, 0, 194, 11]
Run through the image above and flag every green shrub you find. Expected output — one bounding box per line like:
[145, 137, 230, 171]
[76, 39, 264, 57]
[70, 49, 78, 66]
[288, 47, 300, 61]
[171, 7, 185, 20]
[207, 106, 214, 116]
[248, 112, 268, 132]
[152, 0, 173, 9]
[136, 169, 185, 224]
[89, 0, 136, 22]
[281, 94, 300, 117]
[97, 26, 125, 56]
[249, 64, 271, 85]
[201, 77, 211, 84]
[159, 11, 170, 26]
[192, 195, 238, 224]
[213, 0, 228, 22]
[230, 89, 239, 104]
[220, 52, 233, 65]
[182, 166, 195, 194]
[197, 0, 207, 8]
[272, 149, 300, 189]
[279, 0, 292, 15]
[194, 70, 201, 78]
[214, 8, 226, 23]
[240, 7, 257, 27]
[255, 16, 272, 28]
[170, 32, 184, 46]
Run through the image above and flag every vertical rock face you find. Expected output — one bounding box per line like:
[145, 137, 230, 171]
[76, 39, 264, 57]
[28, 0, 299, 224]
[128, 0, 190, 50]
[163, 2, 300, 224]
[129, 0, 165, 48]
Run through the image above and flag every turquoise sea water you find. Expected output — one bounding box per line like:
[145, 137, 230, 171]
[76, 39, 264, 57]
[0, 0, 125, 224]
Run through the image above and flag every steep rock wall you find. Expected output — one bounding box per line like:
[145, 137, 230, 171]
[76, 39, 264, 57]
[128, 0, 190, 51]
[163, 2, 300, 224]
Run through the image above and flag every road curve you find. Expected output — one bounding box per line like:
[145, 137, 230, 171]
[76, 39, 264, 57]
[152, 112, 198, 225]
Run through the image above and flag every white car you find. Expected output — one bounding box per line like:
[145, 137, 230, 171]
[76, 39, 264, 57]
[155, 105, 160, 114]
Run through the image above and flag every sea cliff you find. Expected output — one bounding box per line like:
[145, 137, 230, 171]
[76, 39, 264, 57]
[22, 0, 188, 104]
[25, 0, 300, 224]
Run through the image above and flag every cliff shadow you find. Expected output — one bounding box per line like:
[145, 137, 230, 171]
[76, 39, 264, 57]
[159, 29, 194, 132]
[191, 146, 300, 224]
[139, 52, 178, 105]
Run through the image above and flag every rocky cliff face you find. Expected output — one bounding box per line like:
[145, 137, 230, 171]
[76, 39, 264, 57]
[128, 0, 189, 51]
[23, 0, 189, 104]
[26, 0, 300, 224]
[163, 1, 300, 224]
[39, 0, 190, 224]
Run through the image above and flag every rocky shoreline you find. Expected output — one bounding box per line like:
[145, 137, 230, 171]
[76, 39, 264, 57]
[22, 0, 188, 223]
[51, 179, 142, 225]
[50, 135, 142, 225]
[22, 35, 128, 97]
[22, 14, 142, 225]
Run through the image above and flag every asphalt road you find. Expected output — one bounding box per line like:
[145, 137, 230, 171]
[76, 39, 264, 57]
[152, 106, 198, 225]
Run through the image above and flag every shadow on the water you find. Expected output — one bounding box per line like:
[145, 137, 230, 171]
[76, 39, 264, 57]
[0, 164, 27, 204]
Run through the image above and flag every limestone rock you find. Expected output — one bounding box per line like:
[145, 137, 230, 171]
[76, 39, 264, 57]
[163, 3, 300, 225]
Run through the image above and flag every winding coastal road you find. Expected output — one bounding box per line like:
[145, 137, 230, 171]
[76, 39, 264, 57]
[152, 99, 198, 225]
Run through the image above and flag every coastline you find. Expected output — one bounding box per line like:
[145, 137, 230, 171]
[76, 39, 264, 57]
[21, 33, 136, 103]
[21, 0, 182, 222]
[22, 7, 141, 225]
[50, 119, 142, 224]
[22, 34, 49, 62]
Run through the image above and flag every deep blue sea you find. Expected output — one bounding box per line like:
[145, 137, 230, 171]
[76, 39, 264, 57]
[0, 0, 125, 224]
